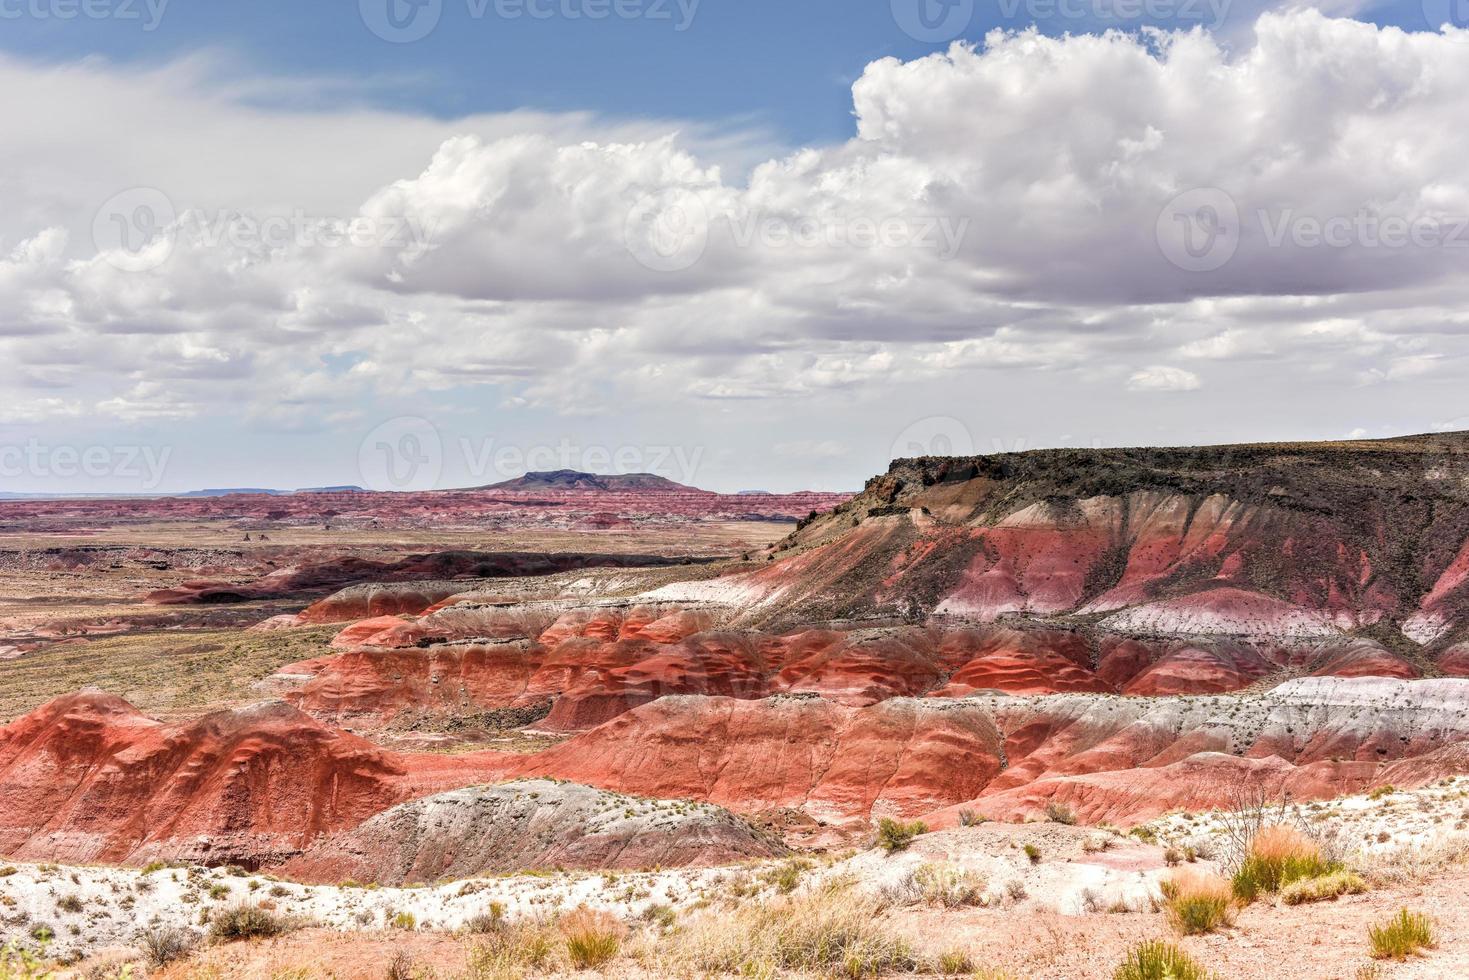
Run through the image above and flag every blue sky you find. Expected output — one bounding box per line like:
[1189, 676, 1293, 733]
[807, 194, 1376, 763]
[2, 0, 1468, 495]
[0, 0, 1436, 145]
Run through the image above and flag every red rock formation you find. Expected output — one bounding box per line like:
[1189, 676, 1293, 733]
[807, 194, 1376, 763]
[513, 695, 1005, 828]
[0, 692, 511, 867]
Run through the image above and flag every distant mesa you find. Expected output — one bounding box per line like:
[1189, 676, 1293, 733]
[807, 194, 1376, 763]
[481, 470, 701, 492]
[178, 488, 286, 497]
[295, 485, 366, 494]
[736, 489, 774, 495]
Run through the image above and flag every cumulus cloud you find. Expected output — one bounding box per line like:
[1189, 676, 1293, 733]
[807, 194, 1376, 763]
[1127, 365, 1203, 391]
[2, 11, 1469, 489]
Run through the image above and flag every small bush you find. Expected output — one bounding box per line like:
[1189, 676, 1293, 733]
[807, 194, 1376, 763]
[1368, 785, 1395, 800]
[465, 902, 507, 934]
[875, 818, 927, 854]
[385, 950, 415, 980]
[140, 926, 196, 966]
[390, 910, 417, 931]
[1368, 909, 1435, 960]
[1044, 802, 1077, 826]
[560, 906, 624, 969]
[937, 949, 974, 975]
[465, 919, 558, 974]
[1160, 870, 1233, 935]
[1023, 843, 1041, 864]
[767, 858, 813, 894]
[54, 895, 83, 914]
[1112, 940, 1213, 980]
[914, 864, 986, 908]
[1232, 826, 1334, 902]
[208, 903, 292, 942]
[669, 881, 919, 978]
[957, 809, 986, 827]
[1280, 870, 1367, 906]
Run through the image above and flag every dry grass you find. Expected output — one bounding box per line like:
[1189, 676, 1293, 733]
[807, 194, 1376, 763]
[559, 906, 625, 969]
[1368, 909, 1435, 960]
[664, 880, 920, 978]
[1112, 940, 1214, 980]
[913, 863, 986, 908]
[1232, 825, 1334, 903]
[1160, 870, 1234, 935]
[0, 625, 338, 722]
[1280, 869, 1367, 905]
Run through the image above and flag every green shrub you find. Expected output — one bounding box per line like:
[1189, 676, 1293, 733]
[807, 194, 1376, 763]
[1112, 940, 1213, 980]
[875, 818, 927, 854]
[1231, 827, 1334, 903]
[1, 940, 55, 980]
[1280, 870, 1367, 906]
[1160, 871, 1233, 935]
[139, 926, 195, 966]
[1023, 843, 1041, 864]
[1044, 802, 1077, 825]
[957, 809, 986, 827]
[209, 903, 292, 942]
[390, 910, 416, 931]
[560, 907, 624, 969]
[937, 949, 974, 974]
[1368, 785, 1395, 800]
[1368, 909, 1435, 960]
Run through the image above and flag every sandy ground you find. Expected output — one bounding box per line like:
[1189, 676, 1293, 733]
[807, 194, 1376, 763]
[11, 793, 1469, 977]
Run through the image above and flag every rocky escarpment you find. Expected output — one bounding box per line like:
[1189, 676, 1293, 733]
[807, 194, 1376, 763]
[646, 434, 1469, 658]
[272, 603, 1425, 734]
[279, 779, 786, 884]
[511, 677, 1469, 830]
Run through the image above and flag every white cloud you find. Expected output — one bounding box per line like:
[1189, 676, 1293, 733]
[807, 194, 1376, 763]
[1127, 365, 1203, 391]
[2, 12, 1469, 488]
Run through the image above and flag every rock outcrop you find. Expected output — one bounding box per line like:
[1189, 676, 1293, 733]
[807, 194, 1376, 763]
[279, 779, 785, 884]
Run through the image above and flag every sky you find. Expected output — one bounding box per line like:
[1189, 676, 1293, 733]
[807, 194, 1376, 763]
[2, 0, 1468, 494]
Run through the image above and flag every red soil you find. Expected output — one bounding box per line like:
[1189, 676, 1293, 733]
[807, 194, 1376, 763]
[0, 691, 510, 867]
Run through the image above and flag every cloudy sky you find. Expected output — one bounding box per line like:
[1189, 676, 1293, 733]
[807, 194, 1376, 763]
[2, 0, 1468, 494]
